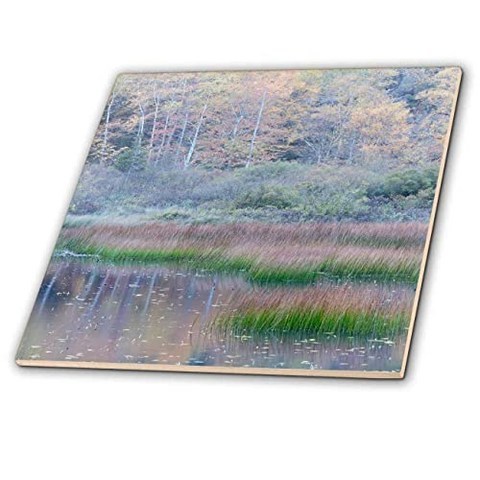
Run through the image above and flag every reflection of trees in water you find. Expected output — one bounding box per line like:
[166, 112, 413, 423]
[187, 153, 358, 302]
[22, 259, 404, 371]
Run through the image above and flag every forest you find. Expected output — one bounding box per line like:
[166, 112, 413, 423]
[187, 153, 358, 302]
[68, 67, 459, 225]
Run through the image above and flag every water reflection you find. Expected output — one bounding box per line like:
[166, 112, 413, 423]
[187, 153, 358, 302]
[17, 260, 406, 372]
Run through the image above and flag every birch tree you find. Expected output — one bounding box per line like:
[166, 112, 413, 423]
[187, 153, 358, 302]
[136, 103, 145, 149]
[231, 105, 245, 140]
[245, 90, 267, 168]
[101, 91, 117, 163]
[184, 104, 207, 169]
[175, 111, 189, 162]
[154, 115, 170, 166]
[147, 86, 161, 162]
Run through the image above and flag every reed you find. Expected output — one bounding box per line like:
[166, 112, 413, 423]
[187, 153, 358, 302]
[209, 283, 412, 337]
[217, 309, 408, 337]
[58, 240, 420, 284]
[62, 221, 427, 249]
[57, 221, 425, 284]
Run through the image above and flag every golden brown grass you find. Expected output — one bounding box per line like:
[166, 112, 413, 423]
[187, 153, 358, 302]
[59, 222, 427, 284]
[210, 283, 414, 337]
[62, 222, 427, 249]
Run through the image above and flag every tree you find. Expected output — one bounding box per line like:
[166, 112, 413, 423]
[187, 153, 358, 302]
[246, 90, 267, 168]
[87, 68, 459, 172]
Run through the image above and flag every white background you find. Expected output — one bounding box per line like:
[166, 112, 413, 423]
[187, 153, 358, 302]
[0, 1, 478, 478]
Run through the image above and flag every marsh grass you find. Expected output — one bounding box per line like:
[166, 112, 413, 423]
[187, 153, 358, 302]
[56, 222, 420, 336]
[57, 222, 425, 284]
[57, 239, 420, 284]
[209, 284, 412, 337]
[217, 309, 408, 337]
[61, 222, 427, 249]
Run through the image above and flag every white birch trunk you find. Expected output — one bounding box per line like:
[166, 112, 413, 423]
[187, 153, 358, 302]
[232, 114, 244, 139]
[101, 92, 116, 162]
[154, 115, 170, 166]
[184, 104, 207, 169]
[148, 95, 160, 162]
[246, 91, 267, 168]
[231, 105, 245, 140]
[162, 120, 177, 160]
[136, 104, 145, 148]
[175, 111, 189, 161]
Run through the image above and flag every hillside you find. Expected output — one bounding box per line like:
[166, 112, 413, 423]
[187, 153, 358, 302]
[67, 68, 459, 224]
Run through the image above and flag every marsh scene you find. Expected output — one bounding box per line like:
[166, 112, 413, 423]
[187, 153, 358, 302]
[18, 259, 410, 371]
[16, 68, 460, 374]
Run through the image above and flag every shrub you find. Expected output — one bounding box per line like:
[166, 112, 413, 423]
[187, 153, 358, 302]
[113, 148, 147, 173]
[314, 191, 369, 219]
[234, 161, 304, 182]
[235, 185, 298, 210]
[367, 167, 438, 199]
[153, 206, 193, 221]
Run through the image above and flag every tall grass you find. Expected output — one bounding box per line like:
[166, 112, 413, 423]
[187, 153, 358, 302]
[62, 221, 427, 249]
[209, 284, 412, 337]
[57, 240, 420, 284]
[56, 222, 420, 336]
[218, 309, 408, 338]
[57, 222, 426, 284]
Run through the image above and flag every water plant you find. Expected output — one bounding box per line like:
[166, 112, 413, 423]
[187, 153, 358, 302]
[215, 308, 408, 338]
[56, 222, 424, 285]
[208, 283, 412, 337]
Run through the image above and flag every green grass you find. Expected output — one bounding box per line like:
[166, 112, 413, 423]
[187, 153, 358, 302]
[246, 259, 419, 284]
[336, 234, 424, 249]
[56, 239, 254, 272]
[56, 239, 420, 285]
[213, 308, 409, 338]
[247, 265, 319, 284]
[319, 258, 419, 283]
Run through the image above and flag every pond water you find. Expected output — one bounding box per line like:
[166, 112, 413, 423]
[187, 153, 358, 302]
[17, 260, 407, 372]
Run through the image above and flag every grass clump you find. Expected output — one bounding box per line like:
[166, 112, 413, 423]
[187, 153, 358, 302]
[319, 258, 420, 283]
[216, 308, 408, 338]
[247, 264, 319, 285]
[208, 282, 412, 337]
[56, 239, 254, 272]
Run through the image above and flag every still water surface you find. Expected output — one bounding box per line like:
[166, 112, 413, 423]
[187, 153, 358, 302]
[17, 260, 406, 372]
